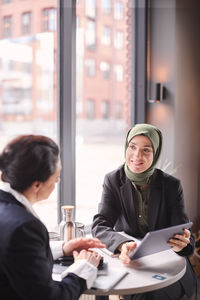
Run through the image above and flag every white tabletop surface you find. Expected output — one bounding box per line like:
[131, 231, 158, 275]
[84, 248, 186, 295]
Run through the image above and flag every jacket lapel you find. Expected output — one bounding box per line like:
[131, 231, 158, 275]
[148, 170, 162, 230]
[120, 172, 138, 231]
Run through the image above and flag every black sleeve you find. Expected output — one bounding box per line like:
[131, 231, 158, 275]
[3, 219, 87, 300]
[92, 174, 133, 253]
[167, 179, 195, 257]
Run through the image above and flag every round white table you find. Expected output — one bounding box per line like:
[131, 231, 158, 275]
[85, 248, 186, 298]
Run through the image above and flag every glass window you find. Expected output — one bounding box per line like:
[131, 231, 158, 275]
[85, 0, 96, 18]
[86, 99, 95, 119]
[114, 30, 123, 49]
[0, 1, 58, 231]
[2, 15, 12, 38]
[85, 59, 95, 77]
[115, 101, 122, 119]
[2, 0, 12, 3]
[101, 25, 111, 46]
[21, 12, 32, 35]
[101, 100, 110, 119]
[114, 1, 124, 20]
[85, 20, 96, 50]
[114, 64, 123, 82]
[101, 0, 111, 15]
[42, 8, 56, 32]
[100, 61, 110, 79]
[76, 0, 132, 224]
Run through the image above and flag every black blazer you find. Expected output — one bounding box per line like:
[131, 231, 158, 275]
[0, 190, 86, 300]
[92, 166, 196, 297]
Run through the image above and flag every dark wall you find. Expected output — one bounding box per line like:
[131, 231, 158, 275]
[147, 0, 200, 220]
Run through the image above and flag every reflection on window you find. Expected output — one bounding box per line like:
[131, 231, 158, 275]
[21, 12, 32, 35]
[42, 8, 56, 31]
[101, 0, 111, 15]
[85, 59, 95, 77]
[114, 1, 124, 20]
[85, 0, 96, 18]
[86, 20, 96, 50]
[101, 100, 110, 119]
[101, 25, 111, 46]
[114, 30, 123, 49]
[2, 15, 12, 38]
[114, 64, 123, 82]
[100, 61, 110, 79]
[86, 99, 95, 119]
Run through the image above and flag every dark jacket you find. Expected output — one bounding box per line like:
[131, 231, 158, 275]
[0, 190, 86, 300]
[92, 166, 196, 297]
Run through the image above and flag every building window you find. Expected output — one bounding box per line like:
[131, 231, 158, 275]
[42, 8, 56, 31]
[101, 25, 111, 46]
[86, 20, 96, 50]
[101, 0, 111, 15]
[114, 64, 123, 82]
[115, 102, 122, 119]
[100, 61, 110, 79]
[21, 12, 32, 35]
[101, 100, 110, 119]
[2, 0, 12, 3]
[86, 99, 95, 119]
[2, 87, 32, 115]
[114, 1, 123, 20]
[85, 59, 95, 77]
[2, 15, 12, 38]
[114, 30, 123, 49]
[85, 0, 96, 19]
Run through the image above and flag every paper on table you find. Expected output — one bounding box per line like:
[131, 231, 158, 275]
[92, 266, 128, 292]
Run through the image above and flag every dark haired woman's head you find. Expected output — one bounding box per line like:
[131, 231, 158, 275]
[0, 135, 60, 193]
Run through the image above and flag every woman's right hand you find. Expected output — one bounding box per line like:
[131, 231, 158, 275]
[73, 249, 102, 268]
[119, 241, 137, 264]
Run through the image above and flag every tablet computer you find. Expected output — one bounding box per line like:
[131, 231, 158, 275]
[129, 222, 193, 260]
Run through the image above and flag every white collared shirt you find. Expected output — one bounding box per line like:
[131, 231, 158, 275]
[0, 181, 97, 288]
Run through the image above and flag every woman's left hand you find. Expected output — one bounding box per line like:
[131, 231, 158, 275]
[168, 229, 190, 252]
[119, 241, 137, 264]
[73, 249, 102, 267]
[62, 237, 105, 256]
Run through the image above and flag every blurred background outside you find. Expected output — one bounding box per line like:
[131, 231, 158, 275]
[0, 0, 132, 231]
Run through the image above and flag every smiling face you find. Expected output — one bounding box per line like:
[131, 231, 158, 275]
[125, 135, 154, 173]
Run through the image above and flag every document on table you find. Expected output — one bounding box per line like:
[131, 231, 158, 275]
[52, 264, 128, 292]
[92, 266, 128, 292]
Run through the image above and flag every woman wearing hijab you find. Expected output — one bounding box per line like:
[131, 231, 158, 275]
[92, 123, 196, 300]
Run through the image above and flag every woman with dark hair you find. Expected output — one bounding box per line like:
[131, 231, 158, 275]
[0, 134, 104, 300]
[92, 123, 196, 300]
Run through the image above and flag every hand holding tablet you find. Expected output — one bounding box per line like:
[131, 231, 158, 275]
[129, 222, 193, 260]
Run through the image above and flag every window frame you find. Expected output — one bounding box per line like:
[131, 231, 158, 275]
[58, 0, 76, 221]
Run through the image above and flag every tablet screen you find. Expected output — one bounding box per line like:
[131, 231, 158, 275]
[129, 222, 193, 260]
